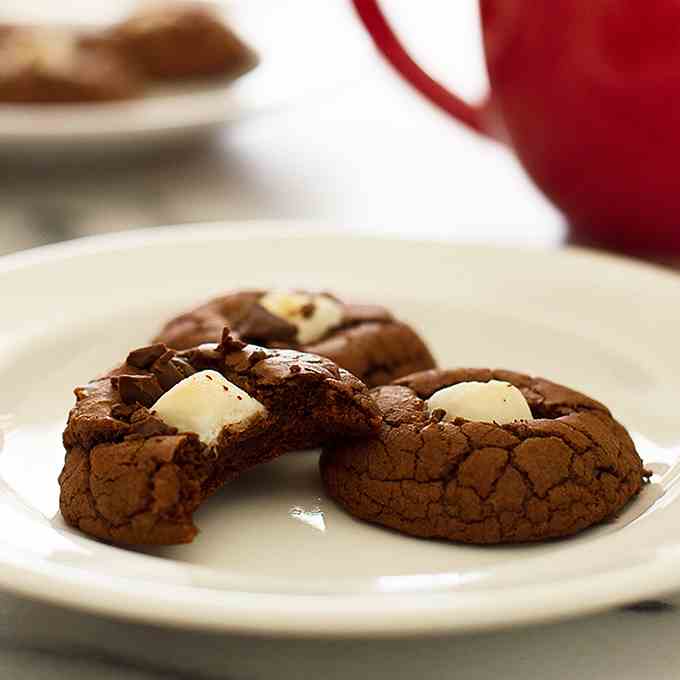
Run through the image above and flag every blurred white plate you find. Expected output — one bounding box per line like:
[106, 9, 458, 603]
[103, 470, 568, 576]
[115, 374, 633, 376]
[0, 1, 371, 154]
[1, 223, 680, 636]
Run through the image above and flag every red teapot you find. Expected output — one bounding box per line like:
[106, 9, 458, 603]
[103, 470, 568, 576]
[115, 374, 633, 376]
[353, 0, 680, 254]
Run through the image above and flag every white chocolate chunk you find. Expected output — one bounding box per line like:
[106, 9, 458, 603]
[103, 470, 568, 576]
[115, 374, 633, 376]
[259, 291, 343, 344]
[151, 370, 266, 445]
[427, 380, 533, 425]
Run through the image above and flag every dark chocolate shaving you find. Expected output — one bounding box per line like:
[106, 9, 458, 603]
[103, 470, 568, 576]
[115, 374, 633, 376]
[126, 343, 166, 369]
[116, 374, 163, 407]
[234, 303, 298, 342]
[300, 302, 315, 319]
[248, 349, 267, 366]
[59, 325, 382, 546]
[151, 352, 196, 391]
[152, 293, 436, 387]
[218, 327, 247, 353]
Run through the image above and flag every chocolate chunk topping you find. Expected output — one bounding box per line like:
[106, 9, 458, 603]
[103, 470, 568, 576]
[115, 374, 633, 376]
[126, 343, 166, 369]
[234, 303, 297, 342]
[300, 302, 315, 319]
[116, 374, 163, 407]
[151, 351, 196, 391]
[321, 368, 647, 545]
[59, 327, 381, 546]
[218, 327, 247, 353]
[153, 290, 436, 387]
[248, 349, 267, 366]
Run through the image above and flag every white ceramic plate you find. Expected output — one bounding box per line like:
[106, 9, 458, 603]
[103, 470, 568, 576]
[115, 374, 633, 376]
[1, 223, 680, 636]
[0, 1, 370, 154]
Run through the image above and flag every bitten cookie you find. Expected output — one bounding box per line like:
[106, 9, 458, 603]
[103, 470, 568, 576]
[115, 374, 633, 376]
[0, 25, 143, 103]
[320, 368, 647, 544]
[154, 289, 436, 387]
[59, 329, 380, 546]
[111, 2, 256, 80]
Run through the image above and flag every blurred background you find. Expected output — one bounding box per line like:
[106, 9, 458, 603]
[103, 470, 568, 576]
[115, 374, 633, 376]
[0, 0, 564, 258]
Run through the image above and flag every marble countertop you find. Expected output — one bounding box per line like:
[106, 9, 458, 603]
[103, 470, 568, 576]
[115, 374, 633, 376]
[1, 2, 678, 678]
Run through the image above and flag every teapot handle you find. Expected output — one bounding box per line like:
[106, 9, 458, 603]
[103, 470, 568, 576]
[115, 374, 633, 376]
[352, 0, 494, 138]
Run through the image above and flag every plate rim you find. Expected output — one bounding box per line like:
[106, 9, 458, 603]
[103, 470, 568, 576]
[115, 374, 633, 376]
[0, 9, 259, 144]
[3, 221, 680, 637]
[0, 76, 251, 142]
[4, 219, 680, 284]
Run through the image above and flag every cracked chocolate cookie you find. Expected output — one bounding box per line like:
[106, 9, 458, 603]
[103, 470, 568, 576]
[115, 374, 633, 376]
[111, 2, 256, 80]
[154, 289, 436, 387]
[0, 25, 143, 103]
[59, 328, 380, 546]
[320, 368, 647, 544]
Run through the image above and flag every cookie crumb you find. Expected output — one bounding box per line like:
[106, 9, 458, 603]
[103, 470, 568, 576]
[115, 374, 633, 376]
[430, 408, 446, 422]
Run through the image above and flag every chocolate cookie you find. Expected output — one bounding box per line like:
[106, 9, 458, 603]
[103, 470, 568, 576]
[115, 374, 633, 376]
[0, 25, 143, 103]
[111, 2, 256, 80]
[59, 329, 380, 545]
[154, 290, 436, 387]
[320, 368, 647, 544]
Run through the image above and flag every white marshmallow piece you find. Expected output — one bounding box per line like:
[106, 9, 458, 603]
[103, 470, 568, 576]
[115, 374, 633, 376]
[151, 370, 266, 445]
[427, 380, 533, 425]
[259, 291, 343, 344]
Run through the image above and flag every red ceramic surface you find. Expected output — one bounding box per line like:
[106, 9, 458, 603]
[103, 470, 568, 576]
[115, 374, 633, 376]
[354, 0, 680, 253]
